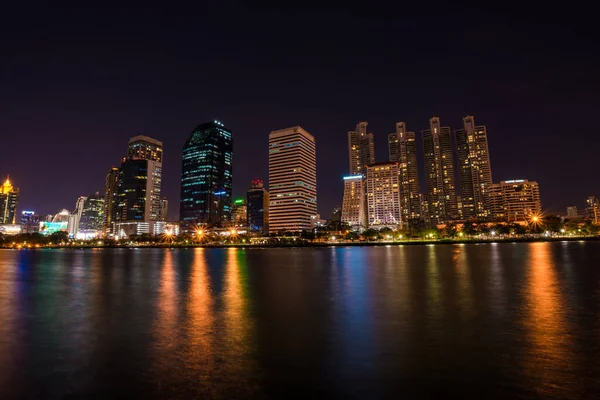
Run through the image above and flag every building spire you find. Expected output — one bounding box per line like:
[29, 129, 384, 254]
[1, 175, 13, 194]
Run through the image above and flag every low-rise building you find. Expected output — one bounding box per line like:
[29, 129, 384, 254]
[489, 179, 541, 222]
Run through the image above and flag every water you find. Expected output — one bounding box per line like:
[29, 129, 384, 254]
[1, 242, 599, 399]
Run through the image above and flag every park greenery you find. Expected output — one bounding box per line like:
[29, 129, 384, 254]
[1, 215, 599, 249]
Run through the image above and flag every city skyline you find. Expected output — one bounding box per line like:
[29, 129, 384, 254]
[1, 5, 598, 218]
[2, 112, 599, 221]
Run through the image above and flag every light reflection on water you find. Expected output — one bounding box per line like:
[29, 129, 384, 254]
[521, 242, 576, 397]
[0, 242, 599, 398]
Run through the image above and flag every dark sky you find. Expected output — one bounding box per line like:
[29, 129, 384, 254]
[1, 2, 598, 219]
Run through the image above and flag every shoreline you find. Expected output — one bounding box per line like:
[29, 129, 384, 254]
[2, 235, 599, 250]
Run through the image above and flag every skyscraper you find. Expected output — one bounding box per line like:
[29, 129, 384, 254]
[68, 196, 87, 236]
[455, 116, 493, 220]
[103, 166, 119, 235]
[366, 162, 401, 228]
[269, 126, 317, 233]
[113, 135, 163, 236]
[388, 131, 399, 163]
[117, 159, 156, 221]
[341, 175, 366, 231]
[128, 135, 163, 163]
[422, 117, 458, 224]
[180, 121, 233, 232]
[0, 176, 18, 224]
[160, 197, 168, 221]
[348, 121, 375, 175]
[78, 193, 104, 235]
[389, 122, 421, 227]
[126, 135, 163, 223]
[247, 180, 269, 234]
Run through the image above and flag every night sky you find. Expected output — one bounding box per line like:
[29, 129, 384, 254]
[1, 3, 598, 220]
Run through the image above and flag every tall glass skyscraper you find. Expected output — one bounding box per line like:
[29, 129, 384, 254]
[117, 159, 152, 221]
[180, 120, 233, 232]
[78, 192, 104, 233]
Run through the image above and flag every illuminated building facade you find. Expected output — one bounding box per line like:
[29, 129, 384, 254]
[127, 135, 163, 163]
[78, 192, 104, 234]
[388, 122, 421, 227]
[103, 166, 119, 234]
[115, 135, 163, 230]
[489, 179, 541, 222]
[341, 175, 366, 231]
[116, 160, 150, 221]
[586, 196, 599, 224]
[0, 177, 19, 224]
[21, 211, 40, 234]
[231, 198, 247, 226]
[366, 162, 401, 228]
[39, 209, 70, 235]
[422, 117, 458, 224]
[180, 121, 233, 232]
[247, 180, 269, 234]
[153, 221, 180, 236]
[160, 198, 168, 221]
[269, 126, 317, 233]
[68, 196, 87, 236]
[348, 121, 375, 175]
[455, 116, 493, 220]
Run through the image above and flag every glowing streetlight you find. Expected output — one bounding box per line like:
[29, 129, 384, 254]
[491, 230, 496, 236]
[161, 229, 175, 243]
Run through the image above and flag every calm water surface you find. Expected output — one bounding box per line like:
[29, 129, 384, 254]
[1, 242, 599, 398]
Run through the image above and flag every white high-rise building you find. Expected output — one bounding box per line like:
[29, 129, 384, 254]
[68, 196, 87, 236]
[366, 162, 401, 228]
[341, 175, 366, 231]
[269, 126, 317, 233]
